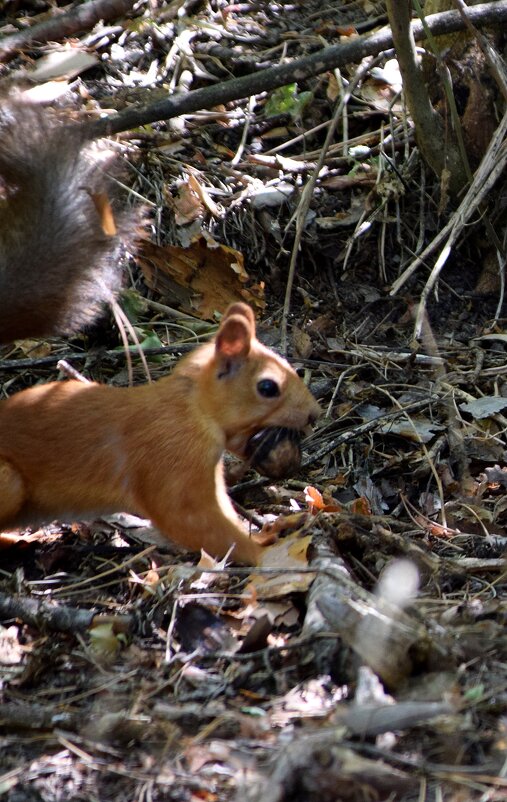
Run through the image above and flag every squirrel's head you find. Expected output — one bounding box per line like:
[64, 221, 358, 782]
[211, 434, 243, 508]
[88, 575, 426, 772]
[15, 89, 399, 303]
[199, 303, 321, 461]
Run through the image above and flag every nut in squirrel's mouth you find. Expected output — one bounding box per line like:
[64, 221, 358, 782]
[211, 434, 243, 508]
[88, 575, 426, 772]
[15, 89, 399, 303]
[244, 426, 303, 480]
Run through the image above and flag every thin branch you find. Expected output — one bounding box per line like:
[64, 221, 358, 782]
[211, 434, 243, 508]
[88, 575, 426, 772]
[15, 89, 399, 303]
[280, 56, 381, 352]
[390, 109, 507, 314]
[86, 2, 507, 139]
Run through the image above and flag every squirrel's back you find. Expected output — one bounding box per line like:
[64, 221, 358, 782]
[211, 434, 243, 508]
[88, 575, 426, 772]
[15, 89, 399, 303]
[0, 99, 134, 342]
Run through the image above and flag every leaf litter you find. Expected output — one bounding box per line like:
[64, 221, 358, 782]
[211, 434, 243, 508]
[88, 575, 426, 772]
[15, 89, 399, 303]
[2, 0, 507, 800]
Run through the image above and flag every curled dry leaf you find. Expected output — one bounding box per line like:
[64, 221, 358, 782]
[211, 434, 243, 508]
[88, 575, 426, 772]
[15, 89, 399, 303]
[304, 485, 342, 513]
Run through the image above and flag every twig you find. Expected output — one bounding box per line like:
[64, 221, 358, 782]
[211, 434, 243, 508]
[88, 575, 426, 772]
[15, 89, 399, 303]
[302, 399, 432, 469]
[56, 360, 91, 383]
[280, 56, 381, 352]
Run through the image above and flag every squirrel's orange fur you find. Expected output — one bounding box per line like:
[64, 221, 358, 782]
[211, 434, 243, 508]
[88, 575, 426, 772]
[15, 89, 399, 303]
[0, 304, 320, 564]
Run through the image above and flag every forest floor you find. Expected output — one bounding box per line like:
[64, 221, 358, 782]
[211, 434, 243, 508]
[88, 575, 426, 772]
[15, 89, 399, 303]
[1, 1, 507, 801]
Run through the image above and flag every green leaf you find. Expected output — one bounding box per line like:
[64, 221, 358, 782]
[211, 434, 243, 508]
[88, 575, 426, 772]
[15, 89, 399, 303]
[120, 289, 148, 323]
[265, 84, 313, 120]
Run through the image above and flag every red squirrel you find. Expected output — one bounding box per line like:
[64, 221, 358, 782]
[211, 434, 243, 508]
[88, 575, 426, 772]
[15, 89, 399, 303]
[0, 99, 320, 562]
[0, 304, 321, 564]
[0, 97, 134, 343]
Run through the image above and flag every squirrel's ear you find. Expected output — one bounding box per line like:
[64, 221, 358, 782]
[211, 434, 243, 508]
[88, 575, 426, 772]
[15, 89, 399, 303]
[222, 303, 256, 330]
[215, 312, 252, 359]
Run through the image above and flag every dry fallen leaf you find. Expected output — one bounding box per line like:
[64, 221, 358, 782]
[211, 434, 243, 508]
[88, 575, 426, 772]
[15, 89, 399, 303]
[292, 325, 313, 359]
[248, 532, 315, 598]
[12, 340, 52, 358]
[169, 180, 205, 225]
[138, 236, 265, 319]
[350, 496, 372, 515]
[29, 49, 99, 82]
[304, 485, 342, 513]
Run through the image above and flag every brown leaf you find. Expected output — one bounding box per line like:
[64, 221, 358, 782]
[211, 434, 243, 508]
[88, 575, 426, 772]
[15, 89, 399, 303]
[137, 237, 265, 319]
[292, 325, 313, 359]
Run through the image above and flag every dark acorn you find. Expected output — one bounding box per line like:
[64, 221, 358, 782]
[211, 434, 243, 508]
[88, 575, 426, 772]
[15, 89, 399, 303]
[246, 427, 302, 479]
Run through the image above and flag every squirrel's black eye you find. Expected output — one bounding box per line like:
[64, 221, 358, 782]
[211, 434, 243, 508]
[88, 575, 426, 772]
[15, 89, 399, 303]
[257, 378, 280, 398]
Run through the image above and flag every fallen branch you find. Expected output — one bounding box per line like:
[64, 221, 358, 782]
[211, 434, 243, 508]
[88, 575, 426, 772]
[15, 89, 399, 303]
[0, 591, 133, 635]
[0, 0, 137, 63]
[307, 549, 430, 689]
[88, 2, 507, 137]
